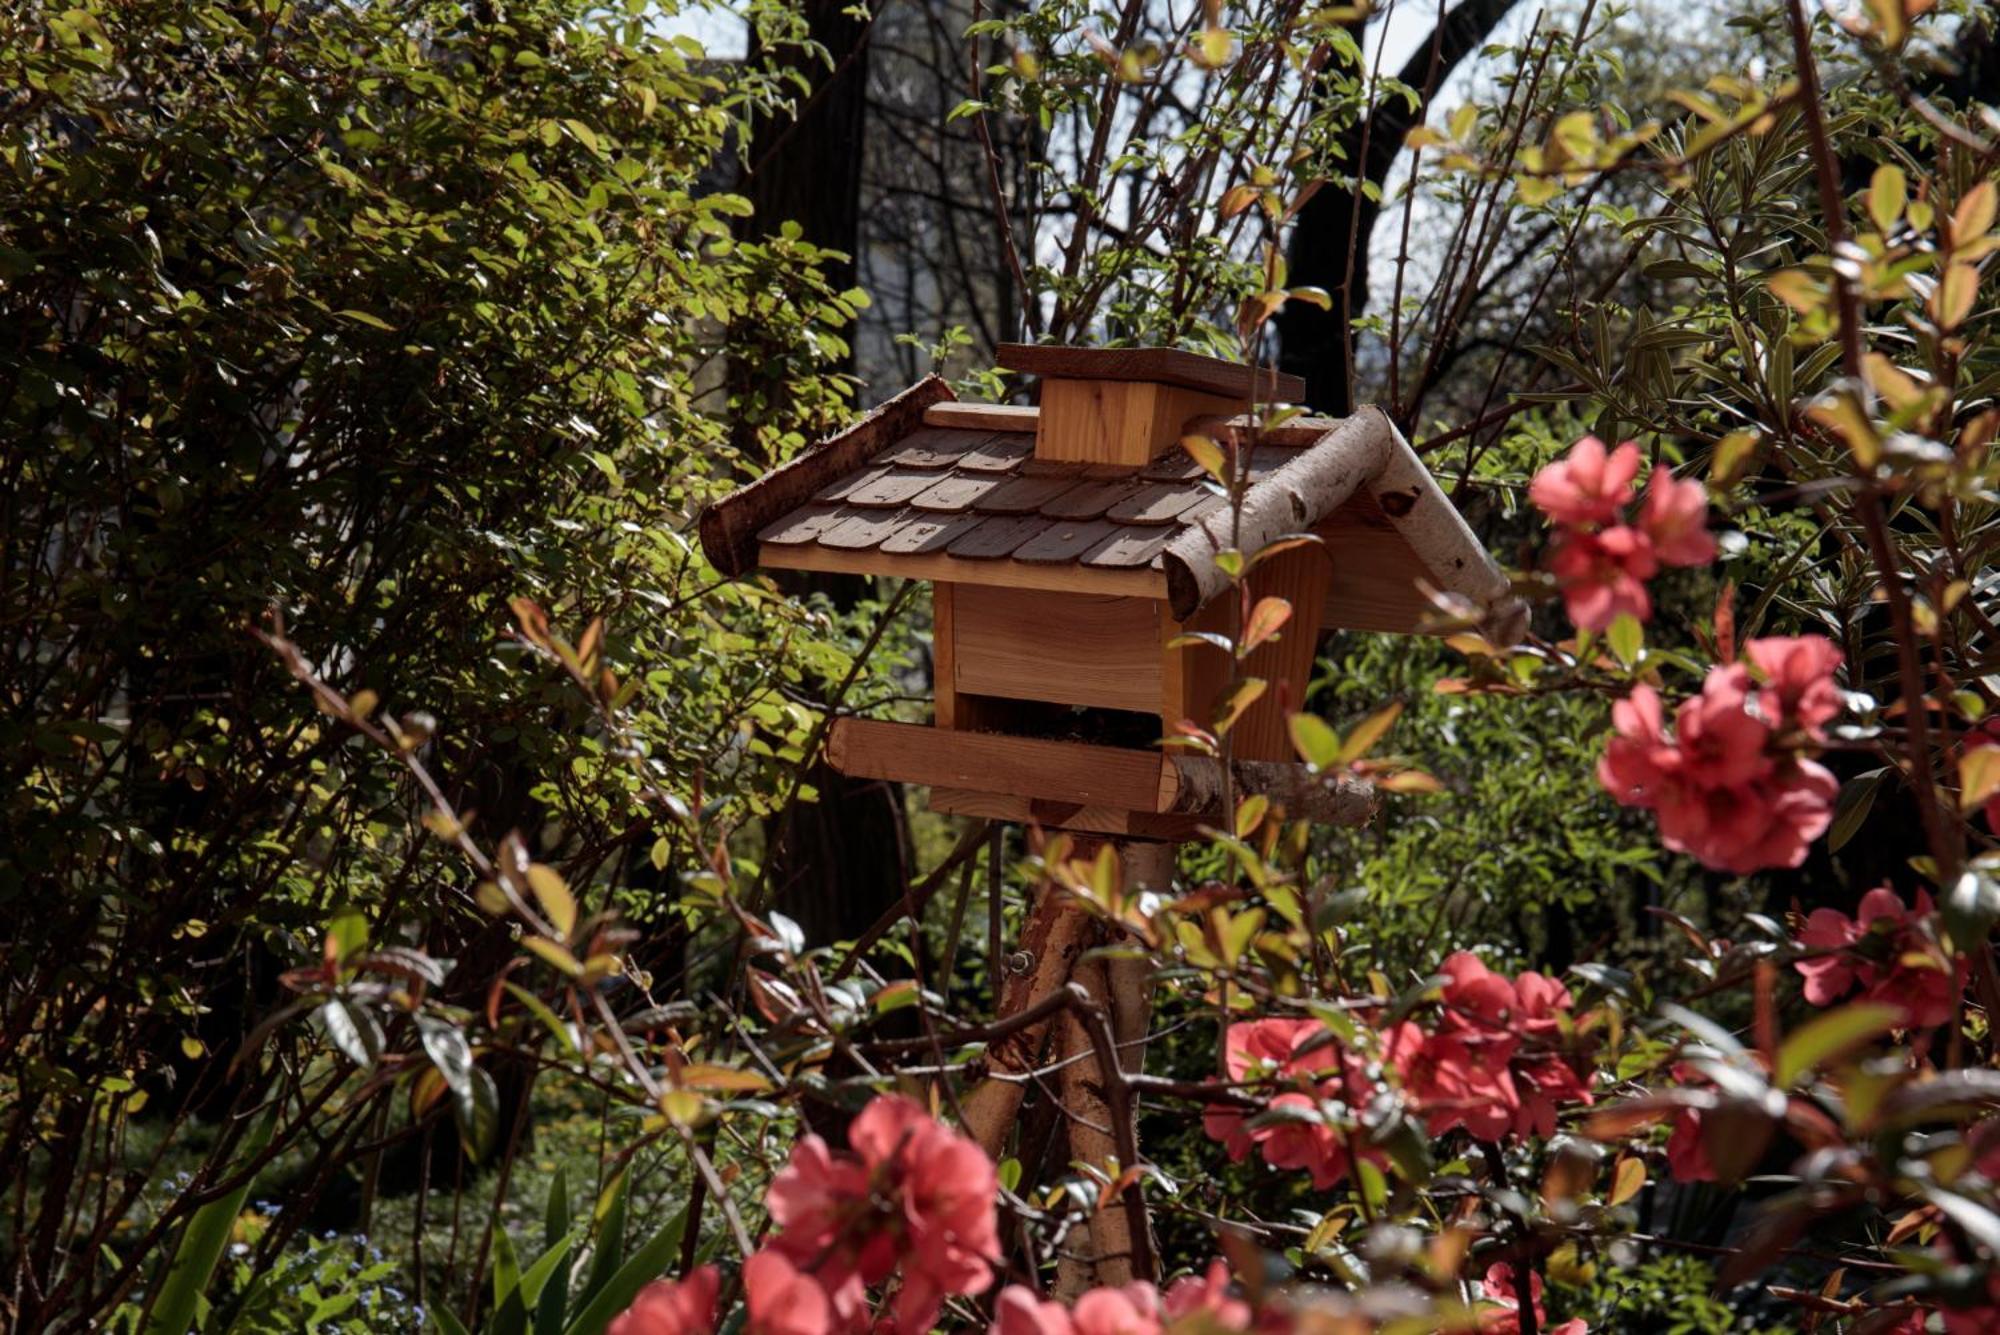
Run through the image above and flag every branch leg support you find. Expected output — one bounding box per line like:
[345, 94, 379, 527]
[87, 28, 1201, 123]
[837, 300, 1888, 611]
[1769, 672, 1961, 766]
[960, 837, 1172, 1292]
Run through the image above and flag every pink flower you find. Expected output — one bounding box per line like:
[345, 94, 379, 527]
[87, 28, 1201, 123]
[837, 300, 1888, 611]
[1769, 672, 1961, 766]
[1636, 465, 1716, 567]
[1162, 1262, 1252, 1329]
[1652, 758, 1838, 875]
[612, 1268, 720, 1335]
[1530, 437, 1643, 527]
[992, 1288, 1077, 1335]
[745, 1250, 846, 1335]
[1202, 1018, 1375, 1187]
[1548, 526, 1655, 631]
[988, 1286, 1165, 1335]
[1674, 666, 1774, 789]
[765, 1132, 878, 1280]
[762, 1095, 999, 1335]
[1072, 1286, 1164, 1335]
[1599, 686, 1676, 804]
[1387, 1020, 1521, 1142]
[846, 1097, 1001, 1330]
[1202, 1018, 1320, 1159]
[1513, 972, 1574, 1038]
[1746, 636, 1844, 739]
[992, 1288, 1076, 1335]
[1385, 954, 1594, 1143]
[1794, 887, 1963, 1029]
[1438, 951, 1524, 1041]
[1599, 664, 1840, 875]
[1666, 1108, 1716, 1183]
[1478, 1264, 1587, 1335]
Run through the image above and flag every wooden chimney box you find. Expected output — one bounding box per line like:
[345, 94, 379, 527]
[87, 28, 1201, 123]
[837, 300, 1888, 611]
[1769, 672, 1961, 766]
[698, 345, 1521, 839]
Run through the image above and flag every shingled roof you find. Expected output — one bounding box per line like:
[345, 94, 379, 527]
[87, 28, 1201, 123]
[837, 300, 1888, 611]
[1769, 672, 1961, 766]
[699, 374, 1523, 639]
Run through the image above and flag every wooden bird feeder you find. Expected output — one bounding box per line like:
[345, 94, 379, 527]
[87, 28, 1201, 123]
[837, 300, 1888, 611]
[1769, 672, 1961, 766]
[699, 345, 1523, 1289]
[698, 344, 1522, 841]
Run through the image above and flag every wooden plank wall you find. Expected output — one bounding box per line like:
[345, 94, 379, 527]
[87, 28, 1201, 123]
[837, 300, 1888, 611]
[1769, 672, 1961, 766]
[1035, 380, 1241, 465]
[949, 584, 1164, 715]
[1171, 542, 1331, 762]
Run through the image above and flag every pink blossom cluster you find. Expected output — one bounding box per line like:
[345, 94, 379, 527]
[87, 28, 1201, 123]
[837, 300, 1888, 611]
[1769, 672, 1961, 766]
[1529, 436, 1716, 631]
[1201, 956, 1594, 1174]
[991, 1262, 1255, 1335]
[991, 1261, 1595, 1335]
[1795, 886, 1964, 1030]
[1599, 636, 1845, 874]
[611, 1094, 999, 1335]
[1199, 1017, 1382, 1188]
[1384, 953, 1594, 1142]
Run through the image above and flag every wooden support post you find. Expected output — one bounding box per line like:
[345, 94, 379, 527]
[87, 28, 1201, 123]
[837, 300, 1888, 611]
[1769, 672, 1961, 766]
[1063, 840, 1170, 1290]
[960, 875, 1096, 1163]
[1053, 961, 1112, 1301]
[963, 837, 1175, 1290]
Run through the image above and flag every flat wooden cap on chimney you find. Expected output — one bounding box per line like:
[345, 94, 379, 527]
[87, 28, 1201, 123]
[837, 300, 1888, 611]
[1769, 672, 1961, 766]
[997, 343, 1305, 402]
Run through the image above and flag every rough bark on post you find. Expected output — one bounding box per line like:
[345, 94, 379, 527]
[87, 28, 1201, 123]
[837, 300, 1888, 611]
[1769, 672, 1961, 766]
[1059, 953, 1136, 1292]
[1108, 842, 1173, 1075]
[960, 878, 1095, 1161]
[1060, 841, 1173, 1292]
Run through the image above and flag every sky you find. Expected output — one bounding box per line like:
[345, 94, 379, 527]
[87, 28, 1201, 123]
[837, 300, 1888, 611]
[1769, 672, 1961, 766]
[653, 0, 1539, 91]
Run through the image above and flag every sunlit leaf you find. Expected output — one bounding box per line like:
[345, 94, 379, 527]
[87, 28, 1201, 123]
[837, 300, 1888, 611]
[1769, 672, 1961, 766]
[1212, 678, 1267, 735]
[1609, 1156, 1647, 1205]
[1774, 1002, 1903, 1087]
[1289, 713, 1340, 769]
[1337, 701, 1403, 765]
[526, 864, 578, 939]
[1240, 596, 1292, 654]
[1867, 164, 1907, 233]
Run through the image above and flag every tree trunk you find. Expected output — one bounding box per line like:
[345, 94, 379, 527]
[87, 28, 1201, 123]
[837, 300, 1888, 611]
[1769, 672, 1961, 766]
[1276, 0, 1522, 412]
[735, 0, 911, 945]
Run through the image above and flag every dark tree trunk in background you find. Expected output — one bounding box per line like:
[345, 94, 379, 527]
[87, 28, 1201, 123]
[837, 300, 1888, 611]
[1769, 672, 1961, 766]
[1276, 0, 1521, 413]
[742, 0, 871, 299]
[737, 0, 912, 946]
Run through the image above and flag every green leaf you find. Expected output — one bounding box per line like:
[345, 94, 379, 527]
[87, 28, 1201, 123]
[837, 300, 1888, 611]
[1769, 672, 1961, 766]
[1606, 613, 1643, 668]
[319, 997, 383, 1070]
[1234, 794, 1269, 838]
[1181, 433, 1226, 483]
[1337, 701, 1403, 765]
[492, 1223, 525, 1335]
[417, 1015, 498, 1160]
[143, 1108, 277, 1335]
[1943, 869, 2000, 956]
[335, 309, 396, 331]
[577, 1173, 629, 1314]
[1212, 677, 1266, 735]
[538, 1168, 574, 1335]
[326, 910, 369, 965]
[503, 981, 580, 1055]
[1288, 713, 1340, 769]
[432, 1305, 473, 1335]
[562, 1208, 687, 1335]
[526, 864, 578, 939]
[1867, 164, 1907, 233]
[1960, 747, 2000, 812]
[1828, 768, 1887, 853]
[1774, 1002, 1903, 1087]
[495, 1229, 580, 1335]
